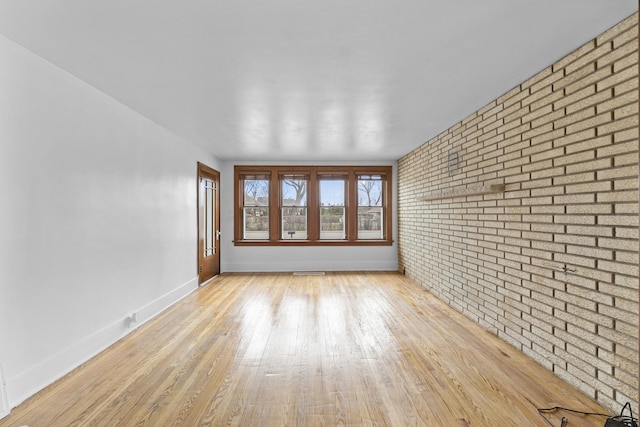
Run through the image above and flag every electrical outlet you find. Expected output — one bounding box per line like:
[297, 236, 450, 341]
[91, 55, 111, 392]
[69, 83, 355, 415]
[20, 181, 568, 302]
[125, 312, 139, 329]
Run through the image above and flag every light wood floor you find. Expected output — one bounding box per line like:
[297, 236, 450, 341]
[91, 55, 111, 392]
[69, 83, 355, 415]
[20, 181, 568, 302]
[1, 272, 612, 427]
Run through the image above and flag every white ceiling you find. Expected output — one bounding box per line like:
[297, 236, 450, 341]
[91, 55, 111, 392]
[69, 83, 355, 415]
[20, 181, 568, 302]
[0, 1, 636, 161]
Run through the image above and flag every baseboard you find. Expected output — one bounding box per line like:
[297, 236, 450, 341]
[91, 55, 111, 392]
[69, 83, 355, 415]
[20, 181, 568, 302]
[0, 364, 9, 419]
[224, 260, 398, 272]
[5, 275, 199, 411]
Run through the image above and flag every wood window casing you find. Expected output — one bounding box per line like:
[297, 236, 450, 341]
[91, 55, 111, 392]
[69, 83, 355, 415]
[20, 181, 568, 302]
[234, 165, 393, 246]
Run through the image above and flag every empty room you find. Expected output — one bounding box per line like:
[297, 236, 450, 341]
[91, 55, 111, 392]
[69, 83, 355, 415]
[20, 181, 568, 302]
[0, 1, 638, 426]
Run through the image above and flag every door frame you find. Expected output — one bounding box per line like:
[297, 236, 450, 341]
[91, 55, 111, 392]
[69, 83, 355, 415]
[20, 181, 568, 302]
[197, 162, 221, 285]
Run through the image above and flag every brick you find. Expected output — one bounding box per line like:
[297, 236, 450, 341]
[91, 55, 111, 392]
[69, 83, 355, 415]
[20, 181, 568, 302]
[565, 112, 613, 135]
[612, 48, 638, 73]
[565, 225, 613, 238]
[612, 24, 639, 49]
[597, 39, 636, 70]
[553, 150, 595, 167]
[528, 105, 563, 129]
[613, 102, 639, 122]
[597, 115, 639, 137]
[613, 86, 639, 111]
[614, 152, 639, 167]
[597, 237, 639, 252]
[531, 127, 566, 146]
[565, 158, 612, 174]
[598, 260, 639, 276]
[597, 86, 637, 114]
[503, 104, 531, 124]
[530, 186, 564, 198]
[554, 106, 599, 130]
[566, 41, 613, 74]
[599, 165, 639, 181]
[566, 244, 613, 260]
[553, 40, 596, 71]
[530, 89, 565, 112]
[531, 240, 564, 253]
[598, 140, 638, 158]
[563, 274, 599, 290]
[563, 65, 613, 96]
[564, 181, 611, 194]
[598, 215, 638, 227]
[529, 68, 565, 94]
[567, 90, 613, 115]
[615, 227, 639, 239]
[497, 84, 526, 107]
[522, 66, 553, 90]
[520, 174, 552, 189]
[478, 100, 501, 117]
[553, 85, 596, 111]
[566, 204, 612, 215]
[553, 215, 596, 226]
[596, 63, 638, 92]
[531, 166, 565, 180]
[396, 13, 639, 415]
[597, 190, 638, 203]
[504, 123, 532, 142]
[616, 251, 638, 264]
[552, 128, 596, 148]
[554, 234, 596, 247]
[563, 135, 612, 155]
[553, 171, 594, 186]
[614, 203, 639, 218]
[523, 122, 555, 141]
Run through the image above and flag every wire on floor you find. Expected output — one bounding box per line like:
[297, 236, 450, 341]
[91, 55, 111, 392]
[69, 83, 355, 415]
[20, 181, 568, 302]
[537, 405, 610, 426]
[537, 402, 638, 427]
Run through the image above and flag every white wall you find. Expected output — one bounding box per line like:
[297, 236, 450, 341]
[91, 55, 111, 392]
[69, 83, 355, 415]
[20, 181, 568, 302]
[220, 161, 398, 272]
[0, 33, 398, 417]
[0, 35, 220, 412]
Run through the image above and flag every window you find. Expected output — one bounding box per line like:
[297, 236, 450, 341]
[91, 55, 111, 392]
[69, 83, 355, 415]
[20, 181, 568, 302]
[319, 175, 346, 240]
[358, 174, 383, 240]
[234, 166, 392, 246]
[241, 173, 270, 240]
[281, 174, 308, 240]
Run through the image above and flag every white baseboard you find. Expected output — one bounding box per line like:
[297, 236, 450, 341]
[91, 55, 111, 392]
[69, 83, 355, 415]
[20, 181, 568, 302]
[5, 276, 199, 411]
[224, 260, 398, 272]
[0, 364, 9, 419]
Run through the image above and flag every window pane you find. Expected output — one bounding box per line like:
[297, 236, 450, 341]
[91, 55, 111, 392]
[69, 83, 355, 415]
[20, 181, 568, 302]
[282, 207, 308, 239]
[205, 180, 215, 256]
[320, 206, 345, 239]
[358, 178, 383, 239]
[319, 180, 345, 239]
[244, 179, 269, 206]
[320, 179, 344, 206]
[281, 177, 307, 239]
[243, 207, 269, 239]
[281, 178, 307, 206]
[358, 207, 383, 239]
[358, 179, 382, 207]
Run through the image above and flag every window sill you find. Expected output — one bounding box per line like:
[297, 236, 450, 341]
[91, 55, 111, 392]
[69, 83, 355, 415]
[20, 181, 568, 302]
[233, 239, 393, 247]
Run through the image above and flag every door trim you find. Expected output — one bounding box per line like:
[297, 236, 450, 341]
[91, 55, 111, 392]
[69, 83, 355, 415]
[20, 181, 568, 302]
[197, 162, 221, 285]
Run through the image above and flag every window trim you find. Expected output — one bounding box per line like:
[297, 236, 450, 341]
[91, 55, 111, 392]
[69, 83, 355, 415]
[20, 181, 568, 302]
[234, 165, 393, 246]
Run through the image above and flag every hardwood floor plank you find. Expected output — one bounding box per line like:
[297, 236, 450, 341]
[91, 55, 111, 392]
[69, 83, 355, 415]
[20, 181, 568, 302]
[0, 272, 613, 426]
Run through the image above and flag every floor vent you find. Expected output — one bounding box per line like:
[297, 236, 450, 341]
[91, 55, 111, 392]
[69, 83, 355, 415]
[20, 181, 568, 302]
[0, 364, 9, 419]
[293, 271, 325, 276]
